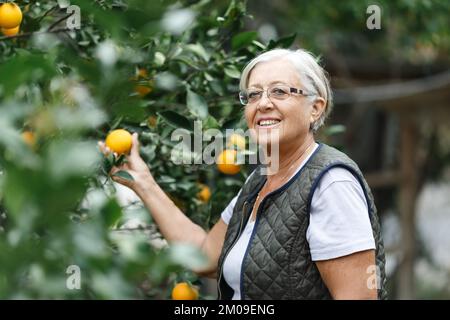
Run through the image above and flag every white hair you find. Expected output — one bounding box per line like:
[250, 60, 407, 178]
[239, 48, 333, 132]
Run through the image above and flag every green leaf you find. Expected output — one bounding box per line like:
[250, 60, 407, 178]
[113, 170, 134, 182]
[173, 56, 200, 70]
[58, 0, 71, 8]
[204, 72, 214, 81]
[222, 115, 244, 129]
[185, 43, 210, 62]
[252, 40, 266, 50]
[154, 72, 180, 91]
[0, 54, 56, 97]
[101, 199, 122, 228]
[232, 31, 258, 50]
[167, 243, 208, 270]
[187, 89, 208, 119]
[154, 52, 166, 66]
[325, 124, 346, 136]
[47, 140, 100, 182]
[72, 0, 124, 39]
[158, 175, 176, 184]
[203, 115, 220, 130]
[102, 153, 114, 174]
[224, 65, 241, 79]
[157, 111, 193, 131]
[267, 33, 297, 50]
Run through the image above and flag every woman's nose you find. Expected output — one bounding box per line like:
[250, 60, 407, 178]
[257, 91, 274, 110]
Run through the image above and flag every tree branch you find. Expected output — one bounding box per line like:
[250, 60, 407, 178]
[48, 11, 75, 31]
[334, 70, 450, 104]
[0, 28, 74, 42]
[37, 5, 58, 23]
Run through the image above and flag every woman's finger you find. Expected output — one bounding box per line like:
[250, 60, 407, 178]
[98, 141, 107, 154]
[130, 132, 140, 157]
[98, 141, 113, 156]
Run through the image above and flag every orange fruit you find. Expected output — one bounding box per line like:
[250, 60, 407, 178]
[147, 116, 157, 128]
[1, 25, 19, 36]
[137, 68, 148, 78]
[132, 68, 152, 97]
[227, 133, 246, 150]
[105, 129, 133, 155]
[171, 282, 199, 300]
[0, 3, 23, 29]
[21, 131, 35, 147]
[197, 184, 211, 203]
[134, 85, 152, 97]
[217, 149, 241, 175]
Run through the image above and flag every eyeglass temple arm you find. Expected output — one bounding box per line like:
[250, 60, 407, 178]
[290, 87, 314, 96]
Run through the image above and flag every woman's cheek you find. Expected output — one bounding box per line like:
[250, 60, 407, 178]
[244, 109, 253, 128]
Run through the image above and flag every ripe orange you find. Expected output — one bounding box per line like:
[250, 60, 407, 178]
[0, 3, 23, 29]
[21, 131, 35, 147]
[134, 85, 152, 97]
[197, 184, 211, 203]
[171, 282, 199, 300]
[147, 116, 157, 128]
[217, 149, 241, 175]
[131, 68, 152, 97]
[227, 133, 246, 150]
[105, 129, 133, 155]
[1, 25, 19, 36]
[137, 68, 148, 78]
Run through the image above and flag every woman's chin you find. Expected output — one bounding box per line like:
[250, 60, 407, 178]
[254, 136, 281, 149]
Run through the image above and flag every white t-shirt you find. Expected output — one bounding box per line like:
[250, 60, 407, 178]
[221, 143, 375, 300]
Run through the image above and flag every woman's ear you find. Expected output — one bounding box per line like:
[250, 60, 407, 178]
[310, 97, 326, 124]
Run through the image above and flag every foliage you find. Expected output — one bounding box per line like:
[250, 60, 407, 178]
[251, 0, 450, 65]
[0, 0, 276, 299]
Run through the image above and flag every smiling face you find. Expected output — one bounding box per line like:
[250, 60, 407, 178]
[244, 58, 317, 150]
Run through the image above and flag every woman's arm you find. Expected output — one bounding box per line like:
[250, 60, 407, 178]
[98, 133, 227, 277]
[315, 249, 378, 299]
[137, 179, 227, 277]
[308, 168, 379, 299]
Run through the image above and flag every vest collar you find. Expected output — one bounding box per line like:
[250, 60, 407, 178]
[245, 143, 324, 203]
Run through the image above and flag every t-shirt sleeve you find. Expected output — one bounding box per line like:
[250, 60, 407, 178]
[307, 167, 376, 261]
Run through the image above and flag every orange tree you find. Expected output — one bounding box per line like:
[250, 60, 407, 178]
[0, 0, 299, 299]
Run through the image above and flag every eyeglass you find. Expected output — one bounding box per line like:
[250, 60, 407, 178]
[239, 84, 315, 106]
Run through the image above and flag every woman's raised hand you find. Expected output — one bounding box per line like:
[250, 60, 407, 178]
[98, 132, 154, 193]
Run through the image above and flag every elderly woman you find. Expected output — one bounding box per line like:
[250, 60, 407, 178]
[100, 48, 387, 300]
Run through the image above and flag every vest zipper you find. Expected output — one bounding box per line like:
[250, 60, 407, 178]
[218, 200, 248, 300]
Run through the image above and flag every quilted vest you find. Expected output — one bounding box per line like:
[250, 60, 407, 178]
[217, 143, 387, 300]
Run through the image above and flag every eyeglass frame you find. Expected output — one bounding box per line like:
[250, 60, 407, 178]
[239, 84, 316, 106]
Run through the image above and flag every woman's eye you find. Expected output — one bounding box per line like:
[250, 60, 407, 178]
[248, 91, 261, 99]
[271, 88, 288, 95]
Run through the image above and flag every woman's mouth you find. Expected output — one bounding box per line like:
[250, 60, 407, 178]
[256, 119, 281, 129]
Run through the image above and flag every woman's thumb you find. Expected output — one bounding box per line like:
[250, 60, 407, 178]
[130, 132, 140, 156]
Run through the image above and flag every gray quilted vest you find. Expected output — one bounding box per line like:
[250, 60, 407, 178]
[217, 143, 387, 300]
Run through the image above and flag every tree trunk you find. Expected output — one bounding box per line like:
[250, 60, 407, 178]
[397, 116, 418, 299]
